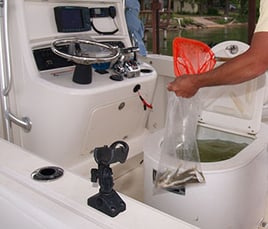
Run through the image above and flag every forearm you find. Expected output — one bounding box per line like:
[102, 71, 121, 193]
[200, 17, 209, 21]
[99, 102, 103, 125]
[195, 51, 265, 88]
[167, 32, 268, 98]
[195, 32, 268, 89]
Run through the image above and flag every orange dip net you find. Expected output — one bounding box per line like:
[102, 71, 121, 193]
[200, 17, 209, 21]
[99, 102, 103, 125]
[173, 37, 216, 76]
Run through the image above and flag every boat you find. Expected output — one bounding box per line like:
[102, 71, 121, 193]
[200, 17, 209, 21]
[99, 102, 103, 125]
[0, 1, 267, 229]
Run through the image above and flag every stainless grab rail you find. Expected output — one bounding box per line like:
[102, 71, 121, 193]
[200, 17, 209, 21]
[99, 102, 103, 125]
[2, 0, 10, 95]
[7, 113, 32, 132]
[0, 0, 31, 142]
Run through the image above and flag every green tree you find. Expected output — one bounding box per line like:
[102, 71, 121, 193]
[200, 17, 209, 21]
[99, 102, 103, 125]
[194, 0, 208, 14]
[239, 0, 247, 15]
[224, 0, 229, 16]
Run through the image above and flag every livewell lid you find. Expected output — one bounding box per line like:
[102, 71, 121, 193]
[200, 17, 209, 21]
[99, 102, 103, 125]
[198, 40, 266, 135]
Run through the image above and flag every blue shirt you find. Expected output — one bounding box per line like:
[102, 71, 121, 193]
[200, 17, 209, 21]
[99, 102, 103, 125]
[125, 0, 147, 56]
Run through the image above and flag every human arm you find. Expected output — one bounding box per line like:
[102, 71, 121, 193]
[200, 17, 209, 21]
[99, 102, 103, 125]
[167, 32, 268, 98]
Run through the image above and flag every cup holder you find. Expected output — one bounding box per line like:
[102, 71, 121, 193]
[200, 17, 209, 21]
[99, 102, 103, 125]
[140, 68, 153, 74]
[31, 166, 64, 181]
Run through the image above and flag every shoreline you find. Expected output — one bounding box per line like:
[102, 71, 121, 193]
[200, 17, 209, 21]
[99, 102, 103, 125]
[144, 16, 248, 31]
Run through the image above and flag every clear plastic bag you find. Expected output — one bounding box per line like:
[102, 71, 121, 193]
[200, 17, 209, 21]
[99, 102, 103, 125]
[155, 92, 205, 192]
[154, 38, 216, 193]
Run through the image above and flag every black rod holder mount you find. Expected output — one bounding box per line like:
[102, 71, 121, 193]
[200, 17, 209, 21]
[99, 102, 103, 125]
[88, 141, 129, 217]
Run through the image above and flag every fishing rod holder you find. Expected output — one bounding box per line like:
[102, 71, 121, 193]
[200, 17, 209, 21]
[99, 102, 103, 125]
[88, 141, 129, 217]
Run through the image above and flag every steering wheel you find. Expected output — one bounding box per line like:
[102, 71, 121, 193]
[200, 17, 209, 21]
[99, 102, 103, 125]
[51, 38, 120, 84]
[51, 38, 120, 65]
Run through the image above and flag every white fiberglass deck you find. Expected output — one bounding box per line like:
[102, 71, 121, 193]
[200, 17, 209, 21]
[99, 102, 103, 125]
[114, 160, 268, 229]
[0, 139, 199, 229]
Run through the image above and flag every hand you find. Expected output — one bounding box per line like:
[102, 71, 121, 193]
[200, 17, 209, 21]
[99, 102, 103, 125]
[167, 75, 199, 98]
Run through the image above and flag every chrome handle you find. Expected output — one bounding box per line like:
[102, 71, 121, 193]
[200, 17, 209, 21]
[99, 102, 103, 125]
[1, 0, 11, 95]
[0, 1, 32, 141]
[7, 112, 32, 132]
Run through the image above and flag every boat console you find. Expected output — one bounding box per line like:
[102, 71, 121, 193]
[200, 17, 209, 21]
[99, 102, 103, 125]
[2, 0, 157, 170]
